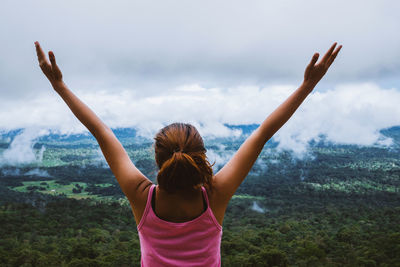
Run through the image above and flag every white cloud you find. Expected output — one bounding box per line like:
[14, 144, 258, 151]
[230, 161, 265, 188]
[0, 128, 49, 166]
[251, 201, 266, 213]
[273, 83, 400, 156]
[24, 168, 50, 177]
[206, 144, 235, 171]
[1, 168, 21, 176]
[2, 82, 399, 162]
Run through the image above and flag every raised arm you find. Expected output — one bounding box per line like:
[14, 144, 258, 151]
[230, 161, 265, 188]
[34, 41, 152, 220]
[211, 43, 342, 220]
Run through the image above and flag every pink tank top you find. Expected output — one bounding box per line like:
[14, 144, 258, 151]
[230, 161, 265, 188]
[137, 184, 223, 266]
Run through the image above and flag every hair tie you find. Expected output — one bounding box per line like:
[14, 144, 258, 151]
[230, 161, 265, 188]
[174, 148, 183, 153]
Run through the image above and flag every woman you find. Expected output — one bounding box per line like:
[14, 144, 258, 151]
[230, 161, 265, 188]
[35, 41, 341, 266]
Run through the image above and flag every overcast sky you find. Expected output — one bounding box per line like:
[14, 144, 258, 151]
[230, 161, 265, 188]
[1, 0, 400, 155]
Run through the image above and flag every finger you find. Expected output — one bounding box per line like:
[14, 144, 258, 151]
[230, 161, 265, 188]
[320, 42, 337, 64]
[34, 41, 47, 62]
[49, 51, 56, 64]
[49, 51, 62, 74]
[327, 45, 342, 66]
[308, 53, 319, 68]
[35, 41, 51, 70]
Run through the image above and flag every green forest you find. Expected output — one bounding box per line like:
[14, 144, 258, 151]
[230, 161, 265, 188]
[0, 126, 399, 266]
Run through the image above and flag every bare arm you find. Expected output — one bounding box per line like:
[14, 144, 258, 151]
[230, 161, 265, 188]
[34, 42, 152, 216]
[211, 43, 342, 220]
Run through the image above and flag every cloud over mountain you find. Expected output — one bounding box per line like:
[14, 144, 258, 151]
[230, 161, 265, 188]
[1, 83, 399, 160]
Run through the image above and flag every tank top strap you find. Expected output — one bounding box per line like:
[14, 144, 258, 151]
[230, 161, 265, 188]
[137, 184, 156, 230]
[200, 186, 210, 206]
[148, 184, 156, 205]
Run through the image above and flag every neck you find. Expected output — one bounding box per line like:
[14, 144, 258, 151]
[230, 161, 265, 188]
[157, 185, 202, 199]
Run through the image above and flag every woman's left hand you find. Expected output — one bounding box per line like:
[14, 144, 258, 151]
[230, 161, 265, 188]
[303, 42, 342, 88]
[35, 41, 63, 86]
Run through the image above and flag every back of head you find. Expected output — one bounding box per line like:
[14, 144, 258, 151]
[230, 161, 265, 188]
[154, 123, 214, 193]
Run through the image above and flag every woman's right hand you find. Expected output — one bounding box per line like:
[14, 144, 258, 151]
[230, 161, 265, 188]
[35, 41, 64, 86]
[303, 42, 342, 88]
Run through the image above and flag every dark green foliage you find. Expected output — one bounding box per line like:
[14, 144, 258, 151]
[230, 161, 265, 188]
[60, 155, 92, 162]
[0, 192, 399, 266]
[47, 166, 115, 184]
[0, 199, 141, 266]
[72, 184, 83, 193]
[27, 185, 47, 191]
[85, 184, 123, 197]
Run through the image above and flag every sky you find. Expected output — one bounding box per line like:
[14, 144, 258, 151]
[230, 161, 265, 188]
[1, 0, 400, 158]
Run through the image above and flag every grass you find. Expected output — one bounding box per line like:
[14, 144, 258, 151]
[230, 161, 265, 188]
[233, 194, 266, 200]
[305, 180, 397, 193]
[8, 180, 115, 201]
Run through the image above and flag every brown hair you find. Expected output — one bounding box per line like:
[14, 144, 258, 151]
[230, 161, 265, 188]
[154, 123, 214, 193]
